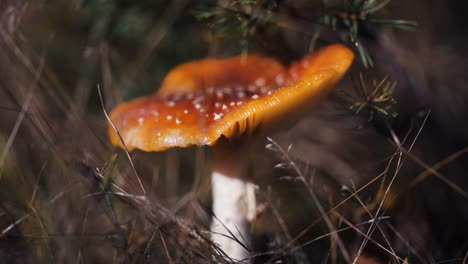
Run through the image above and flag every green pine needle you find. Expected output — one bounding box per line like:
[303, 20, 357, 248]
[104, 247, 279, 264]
[319, 0, 417, 68]
[342, 73, 398, 121]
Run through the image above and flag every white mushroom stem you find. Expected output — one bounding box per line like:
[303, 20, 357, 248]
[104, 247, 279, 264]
[211, 147, 256, 262]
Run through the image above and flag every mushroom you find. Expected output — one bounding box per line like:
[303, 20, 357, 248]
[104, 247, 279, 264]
[108, 44, 354, 261]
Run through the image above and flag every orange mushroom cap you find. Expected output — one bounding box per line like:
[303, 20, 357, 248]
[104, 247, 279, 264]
[108, 44, 354, 152]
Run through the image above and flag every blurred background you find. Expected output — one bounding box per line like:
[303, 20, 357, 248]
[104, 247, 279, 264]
[0, 0, 467, 263]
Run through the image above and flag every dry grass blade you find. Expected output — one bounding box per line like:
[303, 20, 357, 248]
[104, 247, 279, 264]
[0, 51, 46, 181]
[159, 229, 174, 264]
[353, 111, 430, 263]
[392, 143, 468, 200]
[129, 0, 190, 81]
[97, 85, 147, 196]
[267, 137, 351, 263]
[407, 145, 468, 195]
[257, 188, 310, 264]
[210, 213, 252, 255]
[332, 212, 405, 263]
[251, 216, 390, 260]
[385, 223, 426, 262]
[1, 182, 80, 236]
[28, 204, 51, 256]
[274, 166, 388, 257]
[351, 193, 399, 262]
[0, 1, 466, 262]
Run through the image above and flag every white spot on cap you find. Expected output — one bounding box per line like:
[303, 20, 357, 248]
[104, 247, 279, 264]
[172, 93, 182, 101]
[214, 113, 224, 121]
[230, 102, 236, 107]
[175, 118, 182, 124]
[291, 70, 298, 79]
[138, 117, 144, 125]
[222, 87, 233, 94]
[167, 101, 175, 107]
[167, 115, 173, 120]
[247, 85, 257, 93]
[195, 103, 201, 109]
[275, 74, 284, 85]
[162, 129, 184, 145]
[251, 94, 259, 99]
[183, 109, 189, 114]
[193, 96, 204, 104]
[215, 102, 222, 108]
[222, 104, 228, 110]
[255, 78, 266, 87]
